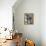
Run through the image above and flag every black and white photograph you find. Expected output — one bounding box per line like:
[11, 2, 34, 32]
[24, 13, 34, 24]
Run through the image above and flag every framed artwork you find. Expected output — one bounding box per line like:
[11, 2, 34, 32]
[24, 13, 34, 24]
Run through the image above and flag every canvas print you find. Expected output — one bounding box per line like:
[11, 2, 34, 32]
[24, 13, 34, 24]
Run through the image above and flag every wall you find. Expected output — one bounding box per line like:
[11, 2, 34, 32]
[41, 0, 46, 46]
[0, 0, 16, 29]
[13, 0, 41, 46]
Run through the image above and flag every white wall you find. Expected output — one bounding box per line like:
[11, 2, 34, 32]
[13, 0, 41, 46]
[0, 0, 16, 29]
[41, 0, 46, 46]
